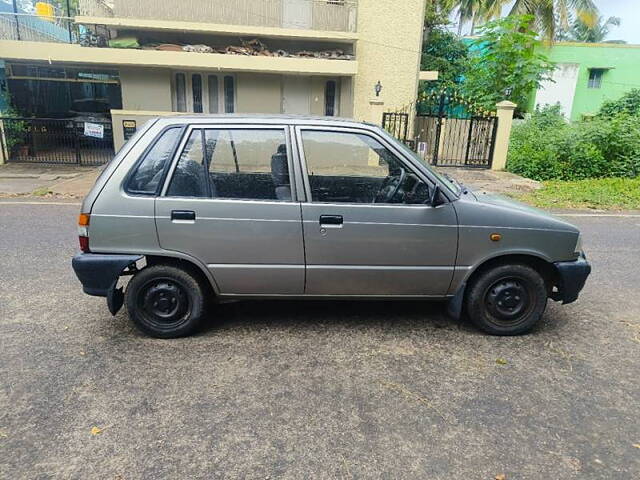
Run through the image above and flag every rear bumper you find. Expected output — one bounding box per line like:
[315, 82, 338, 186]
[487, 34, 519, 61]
[72, 253, 142, 297]
[552, 253, 591, 304]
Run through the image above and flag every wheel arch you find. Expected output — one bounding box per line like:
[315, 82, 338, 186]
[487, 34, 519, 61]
[143, 254, 219, 297]
[447, 253, 560, 320]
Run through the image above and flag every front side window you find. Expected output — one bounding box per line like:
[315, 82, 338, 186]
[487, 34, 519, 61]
[127, 127, 182, 195]
[301, 130, 430, 204]
[166, 128, 291, 201]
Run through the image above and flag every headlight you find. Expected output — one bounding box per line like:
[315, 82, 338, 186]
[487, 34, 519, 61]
[574, 233, 583, 254]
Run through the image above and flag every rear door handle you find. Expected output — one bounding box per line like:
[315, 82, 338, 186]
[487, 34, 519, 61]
[319, 215, 343, 227]
[171, 210, 196, 221]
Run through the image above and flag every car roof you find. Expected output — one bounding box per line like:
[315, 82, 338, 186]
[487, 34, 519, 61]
[153, 114, 379, 129]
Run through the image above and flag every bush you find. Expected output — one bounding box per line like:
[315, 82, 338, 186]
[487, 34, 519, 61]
[507, 105, 640, 180]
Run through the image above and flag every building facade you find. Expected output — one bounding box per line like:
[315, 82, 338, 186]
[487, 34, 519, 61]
[0, 0, 429, 151]
[533, 42, 640, 121]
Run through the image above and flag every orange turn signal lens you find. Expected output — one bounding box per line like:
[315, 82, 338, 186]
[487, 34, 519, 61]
[78, 213, 90, 226]
[490, 233, 501, 242]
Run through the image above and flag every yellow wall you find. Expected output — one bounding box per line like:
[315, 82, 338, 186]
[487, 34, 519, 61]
[120, 68, 172, 111]
[353, 0, 426, 124]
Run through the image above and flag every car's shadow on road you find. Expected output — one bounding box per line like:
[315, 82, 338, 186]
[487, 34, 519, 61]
[195, 299, 475, 336]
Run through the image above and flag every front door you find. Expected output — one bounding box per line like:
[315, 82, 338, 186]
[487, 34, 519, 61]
[156, 125, 304, 295]
[295, 127, 458, 296]
[282, 76, 311, 114]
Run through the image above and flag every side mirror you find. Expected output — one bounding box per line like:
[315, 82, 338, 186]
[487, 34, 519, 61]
[428, 184, 444, 207]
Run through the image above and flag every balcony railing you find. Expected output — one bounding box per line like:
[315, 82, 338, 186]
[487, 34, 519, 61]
[0, 12, 75, 43]
[79, 0, 357, 33]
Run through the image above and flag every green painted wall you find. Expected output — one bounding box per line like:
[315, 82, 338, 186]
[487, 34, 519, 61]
[538, 42, 640, 121]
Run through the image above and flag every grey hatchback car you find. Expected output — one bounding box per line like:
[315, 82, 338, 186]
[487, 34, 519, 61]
[72, 115, 590, 338]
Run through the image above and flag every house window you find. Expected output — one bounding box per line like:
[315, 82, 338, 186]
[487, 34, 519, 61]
[588, 69, 604, 89]
[224, 76, 235, 113]
[192, 74, 203, 113]
[324, 80, 337, 116]
[173, 73, 236, 113]
[208, 75, 219, 113]
[175, 73, 187, 112]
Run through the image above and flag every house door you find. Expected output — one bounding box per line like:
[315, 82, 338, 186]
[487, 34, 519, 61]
[282, 76, 311, 114]
[282, 0, 312, 29]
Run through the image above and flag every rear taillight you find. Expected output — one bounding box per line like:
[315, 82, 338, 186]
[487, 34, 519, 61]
[78, 213, 90, 253]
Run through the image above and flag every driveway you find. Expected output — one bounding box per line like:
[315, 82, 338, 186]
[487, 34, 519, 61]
[0, 202, 638, 479]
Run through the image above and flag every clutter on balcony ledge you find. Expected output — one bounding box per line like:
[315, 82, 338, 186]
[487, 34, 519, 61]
[105, 36, 354, 60]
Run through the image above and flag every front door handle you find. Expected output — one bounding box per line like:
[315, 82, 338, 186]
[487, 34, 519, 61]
[171, 210, 196, 221]
[319, 215, 343, 227]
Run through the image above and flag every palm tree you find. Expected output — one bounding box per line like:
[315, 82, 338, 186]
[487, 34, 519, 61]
[569, 15, 621, 43]
[508, 0, 599, 40]
[456, 0, 503, 35]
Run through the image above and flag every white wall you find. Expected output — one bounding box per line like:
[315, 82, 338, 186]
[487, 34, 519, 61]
[534, 63, 579, 119]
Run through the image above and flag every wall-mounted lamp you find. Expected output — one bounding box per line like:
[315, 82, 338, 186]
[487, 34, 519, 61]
[374, 80, 382, 97]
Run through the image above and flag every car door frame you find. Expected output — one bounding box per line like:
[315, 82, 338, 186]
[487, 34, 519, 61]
[292, 123, 460, 297]
[155, 121, 307, 296]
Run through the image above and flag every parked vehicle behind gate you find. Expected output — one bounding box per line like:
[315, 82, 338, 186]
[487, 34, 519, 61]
[72, 115, 591, 338]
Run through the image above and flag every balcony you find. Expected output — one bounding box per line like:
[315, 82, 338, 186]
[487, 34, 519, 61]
[79, 0, 357, 33]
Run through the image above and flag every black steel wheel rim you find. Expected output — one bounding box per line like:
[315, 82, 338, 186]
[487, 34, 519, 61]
[483, 276, 534, 326]
[137, 277, 191, 330]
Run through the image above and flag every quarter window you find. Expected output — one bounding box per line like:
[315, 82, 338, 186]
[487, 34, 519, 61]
[301, 130, 429, 204]
[166, 128, 291, 201]
[126, 127, 182, 195]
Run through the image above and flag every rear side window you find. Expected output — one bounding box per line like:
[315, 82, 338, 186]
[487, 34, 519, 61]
[126, 127, 182, 195]
[167, 128, 291, 201]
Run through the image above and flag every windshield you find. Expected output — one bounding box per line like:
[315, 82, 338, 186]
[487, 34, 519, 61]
[378, 128, 461, 195]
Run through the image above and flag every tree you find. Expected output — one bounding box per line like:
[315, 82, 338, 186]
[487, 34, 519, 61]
[462, 15, 555, 114]
[569, 14, 621, 43]
[508, 0, 598, 41]
[421, 28, 469, 90]
[456, 0, 503, 35]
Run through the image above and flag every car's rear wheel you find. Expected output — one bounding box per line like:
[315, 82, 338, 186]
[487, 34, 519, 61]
[465, 263, 548, 335]
[125, 264, 206, 338]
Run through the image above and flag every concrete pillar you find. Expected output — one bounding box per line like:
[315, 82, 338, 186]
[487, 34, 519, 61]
[491, 100, 517, 171]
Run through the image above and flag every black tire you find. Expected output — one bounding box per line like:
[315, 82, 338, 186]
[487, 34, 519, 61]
[125, 264, 207, 338]
[465, 263, 548, 335]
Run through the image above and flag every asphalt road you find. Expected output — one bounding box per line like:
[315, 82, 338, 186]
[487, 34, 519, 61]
[1, 202, 639, 479]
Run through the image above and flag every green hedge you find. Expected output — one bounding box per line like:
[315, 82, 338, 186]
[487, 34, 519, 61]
[506, 104, 640, 181]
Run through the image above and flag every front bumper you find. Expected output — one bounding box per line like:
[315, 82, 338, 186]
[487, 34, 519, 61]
[552, 253, 591, 304]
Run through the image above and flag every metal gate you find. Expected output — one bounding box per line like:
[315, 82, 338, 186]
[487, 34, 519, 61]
[382, 91, 498, 168]
[0, 117, 114, 166]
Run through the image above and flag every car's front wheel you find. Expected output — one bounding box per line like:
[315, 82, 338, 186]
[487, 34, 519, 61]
[125, 264, 207, 338]
[465, 263, 548, 335]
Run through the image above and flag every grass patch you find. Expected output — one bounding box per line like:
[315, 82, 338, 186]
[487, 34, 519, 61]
[516, 177, 640, 210]
[31, 187, 52, 196]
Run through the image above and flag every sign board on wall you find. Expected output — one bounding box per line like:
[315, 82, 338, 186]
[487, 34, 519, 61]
[84, 122, 104, 139]
[123, 120, 137, 141]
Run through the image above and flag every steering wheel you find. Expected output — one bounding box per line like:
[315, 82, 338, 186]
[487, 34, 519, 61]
[374, 167, 406, 203]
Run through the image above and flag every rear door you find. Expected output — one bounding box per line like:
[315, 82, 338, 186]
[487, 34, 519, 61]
[295, 126, 458, 296]
[155, 124, 304, 295]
